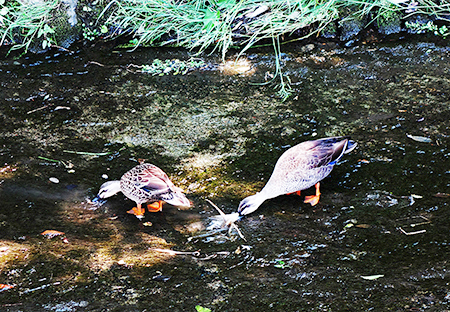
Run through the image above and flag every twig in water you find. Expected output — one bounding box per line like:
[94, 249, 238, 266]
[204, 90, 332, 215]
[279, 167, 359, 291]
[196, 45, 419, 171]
[86, 61, 105, 67]
[205, 199, 246, 241]
[27, 105, 48, 114]
[20, 282, 61, 295]
[396, 215, 431, 227]
[151, 248, 200, 257]
[63, 146, 126, 156]
[396, 215, 431, 235]
[150, 248, 229, 260]
[398, 227, 426, 235]
[37, 156, 73, 169]
[50, 44, 73, 53]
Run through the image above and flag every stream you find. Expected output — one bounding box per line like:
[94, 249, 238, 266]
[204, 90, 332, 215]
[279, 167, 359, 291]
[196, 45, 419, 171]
[0, 39, 449, 311]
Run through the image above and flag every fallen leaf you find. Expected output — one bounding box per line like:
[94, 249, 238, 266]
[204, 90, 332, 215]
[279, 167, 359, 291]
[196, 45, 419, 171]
[49, 177, 60, 184]
[54, 106, 71, 111]
[434, 193, 450, 198]
[41, 230, 65, 238]
[195, 305, 212, 312]
[406, 134, 432, 143]
[0, 284, 14, 291]
[361, 274, 384, 280]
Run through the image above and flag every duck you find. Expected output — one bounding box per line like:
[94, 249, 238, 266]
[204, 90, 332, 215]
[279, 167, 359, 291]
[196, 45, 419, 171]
[94, 163, 191, 219]
[237, 137, 357, 216]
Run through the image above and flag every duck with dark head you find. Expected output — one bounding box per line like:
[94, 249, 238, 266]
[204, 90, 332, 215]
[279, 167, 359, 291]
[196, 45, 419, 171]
[237, 136, 357, 216]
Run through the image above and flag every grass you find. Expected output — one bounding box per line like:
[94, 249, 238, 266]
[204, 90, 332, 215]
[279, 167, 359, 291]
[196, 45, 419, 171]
[102, 0, 341, 58]
[0, 0, 60, 52]
[3, 0, 450, 54]
[101, 0, 450, 51]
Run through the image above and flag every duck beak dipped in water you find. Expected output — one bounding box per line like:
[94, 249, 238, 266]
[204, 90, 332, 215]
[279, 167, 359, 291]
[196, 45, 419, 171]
[237, 137, 357, 216]
[94, 163, 191, 219]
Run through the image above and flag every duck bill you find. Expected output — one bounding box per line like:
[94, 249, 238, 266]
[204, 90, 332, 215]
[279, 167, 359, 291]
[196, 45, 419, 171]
[91, 196, 106, 206]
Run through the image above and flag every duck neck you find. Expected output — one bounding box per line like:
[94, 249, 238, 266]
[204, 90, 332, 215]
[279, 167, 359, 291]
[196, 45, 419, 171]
[101, 180, 122, 198]
[259, 186, 278, 200]
[109, 181, 122, 194]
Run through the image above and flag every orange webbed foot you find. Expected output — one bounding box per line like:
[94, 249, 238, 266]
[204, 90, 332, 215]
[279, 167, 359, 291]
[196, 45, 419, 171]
[304, 195, 320, 206]
[147, 201, 163, 212]
[287, 190, 302, 196]
[127, 204, 146, 219]
[304, 182, 321, 206]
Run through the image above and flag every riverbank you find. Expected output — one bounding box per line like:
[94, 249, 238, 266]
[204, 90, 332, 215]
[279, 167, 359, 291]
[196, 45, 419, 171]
[1, 0, 449, 55]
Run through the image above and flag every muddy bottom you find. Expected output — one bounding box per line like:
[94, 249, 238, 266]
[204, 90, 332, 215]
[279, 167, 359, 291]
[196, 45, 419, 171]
[0, 39, 449, 311]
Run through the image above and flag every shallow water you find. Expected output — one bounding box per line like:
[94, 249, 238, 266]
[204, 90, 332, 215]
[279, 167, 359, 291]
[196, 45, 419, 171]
[0, 40, 449, 311]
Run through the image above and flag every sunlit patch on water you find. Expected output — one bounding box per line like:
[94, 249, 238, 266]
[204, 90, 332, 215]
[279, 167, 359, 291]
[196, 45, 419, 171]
[219, 57, 256, 76]
[43, 300, 89, 311]
[206, 213, 241, 231]
[187, 217, 244, 244]
[362, 190, 418, 208]
[0, 241, 31, 271]
[182, 153, 224, 169]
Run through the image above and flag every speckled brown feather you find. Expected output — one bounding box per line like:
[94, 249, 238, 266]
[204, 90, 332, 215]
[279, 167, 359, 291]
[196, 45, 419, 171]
[119, 163, 189, 207]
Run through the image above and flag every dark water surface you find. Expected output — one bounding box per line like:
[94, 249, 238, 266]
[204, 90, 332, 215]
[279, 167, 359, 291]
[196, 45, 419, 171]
[0, 40, 449, 311]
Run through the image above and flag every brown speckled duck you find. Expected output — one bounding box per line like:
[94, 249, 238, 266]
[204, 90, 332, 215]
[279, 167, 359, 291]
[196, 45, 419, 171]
[237, 137, 357, 216]
[94, 163, 191, 219]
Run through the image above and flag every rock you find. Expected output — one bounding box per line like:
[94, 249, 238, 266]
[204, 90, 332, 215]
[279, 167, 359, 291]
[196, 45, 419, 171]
[339, 16, 366, 41]
[300, 44, 315, 53]
[376, 12, 401, 35]
[321, 22, 337, 39]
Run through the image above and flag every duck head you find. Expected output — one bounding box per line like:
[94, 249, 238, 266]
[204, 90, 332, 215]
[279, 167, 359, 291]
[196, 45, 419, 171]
[237, 192, 267, 216]
[93, 180, 122, 201]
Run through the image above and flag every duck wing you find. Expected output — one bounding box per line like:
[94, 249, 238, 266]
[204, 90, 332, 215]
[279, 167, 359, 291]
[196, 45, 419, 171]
[282, 137, 350, 173]
[138, 165, 174, 193]
[310, 137, 351, 168]
[137, 164, 190, 207]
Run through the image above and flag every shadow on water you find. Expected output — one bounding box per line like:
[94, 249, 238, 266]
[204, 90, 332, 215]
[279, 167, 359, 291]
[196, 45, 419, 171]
[0, 40, 449, 311]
